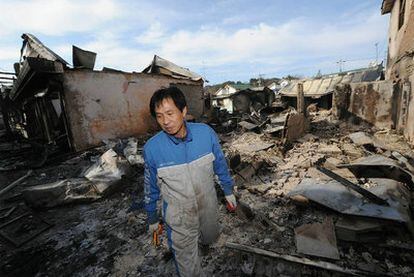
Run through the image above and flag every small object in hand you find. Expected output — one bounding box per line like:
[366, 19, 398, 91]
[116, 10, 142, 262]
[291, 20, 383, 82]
[152, 222, 163, 247]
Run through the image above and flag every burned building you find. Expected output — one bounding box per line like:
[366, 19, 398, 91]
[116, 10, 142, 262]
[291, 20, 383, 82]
[382, 0, 414, 144]
[324, 0, 414, 143]
[3, 4, 414, 276]
[1, 34, 204, 152]
[211, 83, 244, 113]
[231, 87, 275, 114]
[279, 64, 384, 112]
[211, 83, 277, 114]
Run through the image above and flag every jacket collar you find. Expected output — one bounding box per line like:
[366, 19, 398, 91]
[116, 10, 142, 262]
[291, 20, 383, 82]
[166, 121, 193, 144]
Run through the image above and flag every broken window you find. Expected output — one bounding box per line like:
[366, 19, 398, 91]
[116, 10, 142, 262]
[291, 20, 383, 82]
[398, 0, 406, 30]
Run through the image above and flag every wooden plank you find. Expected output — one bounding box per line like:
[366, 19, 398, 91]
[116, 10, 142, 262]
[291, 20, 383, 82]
[316, 166, 389, 206]
[226, 242, 364, 276]
[0, 170, 33, 197]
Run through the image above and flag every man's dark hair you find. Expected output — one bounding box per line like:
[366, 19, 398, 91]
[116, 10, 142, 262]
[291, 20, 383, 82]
[149, 86, 187, 117]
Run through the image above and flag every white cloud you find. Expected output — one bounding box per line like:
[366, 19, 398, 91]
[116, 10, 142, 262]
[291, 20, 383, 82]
[0, 2, 388, 83]
[0, 46, 20, 61]
[147, 9, 387, 72]
[0, 0, 121, 36]
[135, 22, 165, 44]
[80, 31, 153, 71]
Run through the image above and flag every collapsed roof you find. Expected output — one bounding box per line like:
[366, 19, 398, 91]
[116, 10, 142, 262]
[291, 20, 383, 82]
[142, 55, 203, 82]
[20, 33, 68, 65]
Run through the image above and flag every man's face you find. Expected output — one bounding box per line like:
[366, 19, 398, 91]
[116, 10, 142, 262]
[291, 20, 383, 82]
[154, 98, 187, 138]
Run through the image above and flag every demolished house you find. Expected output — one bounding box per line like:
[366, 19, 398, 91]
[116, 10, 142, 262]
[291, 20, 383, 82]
[211, 83, 246, 113]
[209, 83, 286, 137]
[211, 83, 277, 114]
[279, 64, 384, 111]
[0, 34, 204, 154]
[2, 2, 414, 276]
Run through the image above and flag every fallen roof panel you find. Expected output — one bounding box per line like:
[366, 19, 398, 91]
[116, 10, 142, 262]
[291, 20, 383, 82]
[288, 178, 410, 223]
[338, 155, 414, 189]
[142, 55, 203, 81]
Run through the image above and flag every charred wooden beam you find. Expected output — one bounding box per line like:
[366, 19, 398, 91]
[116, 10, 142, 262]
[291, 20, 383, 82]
[226, 242, 367, 276]
[316, 165, 389, 206]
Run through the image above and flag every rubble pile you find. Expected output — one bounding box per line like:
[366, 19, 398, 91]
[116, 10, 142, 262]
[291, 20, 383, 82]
[213, 108, 414, 276]
[0, 106, 414, 276]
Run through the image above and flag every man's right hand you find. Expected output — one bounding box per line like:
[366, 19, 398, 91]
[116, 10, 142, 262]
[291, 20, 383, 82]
[149, 222, 163, 247]
[148, 222, 159, 233]
[225, 194, 237, 212]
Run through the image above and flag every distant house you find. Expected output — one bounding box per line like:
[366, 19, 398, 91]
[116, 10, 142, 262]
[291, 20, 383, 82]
[211, 83, 275, 114]
[214, 84, 237, 97]
[232, 87, 275, 113]
[266, 81, 281, 92]
[211, 83, 251, 113]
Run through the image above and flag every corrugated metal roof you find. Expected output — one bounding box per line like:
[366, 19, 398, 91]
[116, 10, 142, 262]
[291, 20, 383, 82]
[279, 65, 383, 98]
[381, 0, 395, 14]
[328, 76, 343, 91]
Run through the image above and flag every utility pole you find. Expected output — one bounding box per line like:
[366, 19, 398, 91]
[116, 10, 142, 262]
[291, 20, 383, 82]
[375, 42, 379, 64]
[336, 59, 346, 73]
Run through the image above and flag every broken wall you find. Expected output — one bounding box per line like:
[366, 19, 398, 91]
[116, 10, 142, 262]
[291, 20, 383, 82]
[348, 81, 396, 129]
[383, 0, 414, 144]
[212, 97, 234, 113]
[386, 0, 414, 80]
[333, 81, 397, 130]
[332, 84, 351, 119]
[401, 71, 414, 144]
[62, 70, 203, 151]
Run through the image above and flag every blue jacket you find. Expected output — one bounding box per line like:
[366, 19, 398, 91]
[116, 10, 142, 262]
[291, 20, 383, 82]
[143, 122, 234, 224]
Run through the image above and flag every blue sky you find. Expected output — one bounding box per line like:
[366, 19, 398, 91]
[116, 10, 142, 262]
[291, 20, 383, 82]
[0, 0, 389, 84]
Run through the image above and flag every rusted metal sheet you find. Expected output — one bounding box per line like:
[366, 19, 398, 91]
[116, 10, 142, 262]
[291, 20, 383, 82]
[349, 81, 395, 129]
[63, 70, 203, 151]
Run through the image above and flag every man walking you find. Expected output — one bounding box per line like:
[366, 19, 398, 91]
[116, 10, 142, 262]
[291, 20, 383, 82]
[143, 86, 237, 276]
